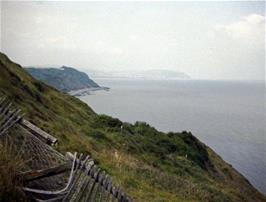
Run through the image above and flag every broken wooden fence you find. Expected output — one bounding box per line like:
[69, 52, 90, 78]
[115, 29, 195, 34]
[0, 96, 132, 202]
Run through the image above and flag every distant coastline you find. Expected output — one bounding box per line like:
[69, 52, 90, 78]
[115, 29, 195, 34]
[83, 69, 191, 80]
[69, 86, 110, 96]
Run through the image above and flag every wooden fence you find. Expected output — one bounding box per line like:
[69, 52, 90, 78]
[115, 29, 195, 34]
[0, 96, 132, 202]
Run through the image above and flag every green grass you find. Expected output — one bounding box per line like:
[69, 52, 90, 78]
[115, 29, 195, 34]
[0, 52, 265, 202]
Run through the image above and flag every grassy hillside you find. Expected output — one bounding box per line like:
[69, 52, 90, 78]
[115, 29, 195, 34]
[0, 52, 265, 202]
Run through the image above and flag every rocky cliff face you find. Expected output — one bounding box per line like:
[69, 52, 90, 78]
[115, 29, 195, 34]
[25, 66, 99, 92]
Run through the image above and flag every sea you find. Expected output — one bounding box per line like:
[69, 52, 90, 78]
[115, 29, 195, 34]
[78, 79, 266, 194]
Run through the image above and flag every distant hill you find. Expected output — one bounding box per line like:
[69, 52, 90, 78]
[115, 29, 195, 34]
[25, 66, 100, 92]
[142, 69, 190, 79]
[85, 69, 190, 80]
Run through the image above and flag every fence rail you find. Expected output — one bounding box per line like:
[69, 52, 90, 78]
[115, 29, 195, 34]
[0, 96, 132, 202]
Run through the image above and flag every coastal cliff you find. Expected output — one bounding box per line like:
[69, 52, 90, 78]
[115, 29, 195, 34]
[25, 66, 100, 92]
[0, 52, 265, 202]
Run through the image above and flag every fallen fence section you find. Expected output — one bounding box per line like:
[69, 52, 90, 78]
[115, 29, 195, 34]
[20, 119, 58, 145]
[0, 96, 132, 202]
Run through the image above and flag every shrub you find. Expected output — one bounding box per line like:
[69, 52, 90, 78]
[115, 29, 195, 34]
[93, 115, 122, 128]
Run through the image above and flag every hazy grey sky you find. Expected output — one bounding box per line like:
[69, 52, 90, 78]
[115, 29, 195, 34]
[0, 1, 265, 80]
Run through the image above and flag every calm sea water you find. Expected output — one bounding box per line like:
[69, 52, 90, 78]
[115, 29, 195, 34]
[79, 79, 266, 194]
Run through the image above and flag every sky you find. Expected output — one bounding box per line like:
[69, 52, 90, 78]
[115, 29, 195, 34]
[0, 1, 265, 80]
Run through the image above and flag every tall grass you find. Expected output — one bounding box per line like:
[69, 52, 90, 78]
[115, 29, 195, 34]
[0, 141, 27, 201]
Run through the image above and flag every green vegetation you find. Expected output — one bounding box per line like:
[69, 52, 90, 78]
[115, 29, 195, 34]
[0, 52, 265, 202]
[25, 66, 99, 92]
[0, 142, 27, 202]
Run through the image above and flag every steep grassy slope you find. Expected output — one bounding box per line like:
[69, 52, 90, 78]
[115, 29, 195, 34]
[0, 52, 265, 202]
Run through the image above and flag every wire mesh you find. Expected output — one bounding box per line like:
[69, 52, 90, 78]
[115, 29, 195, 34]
[0, 97, 132, 202]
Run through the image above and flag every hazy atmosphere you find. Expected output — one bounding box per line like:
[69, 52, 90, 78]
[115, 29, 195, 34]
[1, 1, 265, 80]
[1, 1, 266, 201]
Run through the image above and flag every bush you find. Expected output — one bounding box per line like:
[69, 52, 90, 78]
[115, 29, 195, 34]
[93, 115, 122, 128]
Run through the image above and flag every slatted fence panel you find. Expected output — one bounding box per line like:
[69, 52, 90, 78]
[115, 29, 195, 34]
[0, 96, 133, 202]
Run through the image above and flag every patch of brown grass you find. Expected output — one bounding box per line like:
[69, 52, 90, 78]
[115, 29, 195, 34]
[0, 141, 27, 201]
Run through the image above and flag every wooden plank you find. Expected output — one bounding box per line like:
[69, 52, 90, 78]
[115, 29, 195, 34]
[68, 172, 88, 202]
[0, 102, 12, 116]
[116, 188, 122, 200]
[0, 112, 22, 136]
[63, 154, 93, 201]
[0, 99, 9, 111]
[103, 175, 110, 189]
[72, 175, 91, 202]
[111, 186, 118, 197]
[93, 168, 101, 180]
[89, 165, 97, 177]
[0, 97, 7, 106]
[20, 119, 58, 145]
[107, 179, 113, 192]
[20, 162, 72, 182]
[98, 171, 105, 185]
[81, 178, 95, 202]
[88, 181, 100, 202]
[0, 109, 20, 131]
